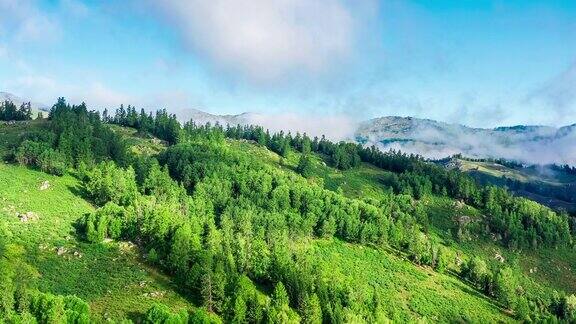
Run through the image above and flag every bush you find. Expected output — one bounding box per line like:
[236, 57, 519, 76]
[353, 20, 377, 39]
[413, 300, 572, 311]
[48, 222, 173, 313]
[15, 140, 48, 166]
[190, 308, 221, 324]
[296, 155, 313, 178]
[143, 303, 188, 324]
[84, 161, 138, 206]
[64, 295, 91, 324]
[38, 149, 67, 175]
[14, 140, 67, 175]
[83, 202, 130, 243]
[433, 246, 451, 273]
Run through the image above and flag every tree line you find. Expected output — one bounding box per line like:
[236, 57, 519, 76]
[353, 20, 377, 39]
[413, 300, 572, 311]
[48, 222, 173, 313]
[9, 98, 127, 175]
[106, 104, 574, 249]
[0, 100, 33, 121]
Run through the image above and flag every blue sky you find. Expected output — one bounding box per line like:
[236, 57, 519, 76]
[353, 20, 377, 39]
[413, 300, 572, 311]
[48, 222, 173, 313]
[0, 0, 575, 128]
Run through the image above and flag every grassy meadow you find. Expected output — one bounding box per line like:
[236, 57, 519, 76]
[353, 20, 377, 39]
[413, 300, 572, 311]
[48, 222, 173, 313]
[0, 163, 194, 321]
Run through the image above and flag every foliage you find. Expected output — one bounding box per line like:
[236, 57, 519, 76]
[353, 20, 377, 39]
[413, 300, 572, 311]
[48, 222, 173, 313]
[0, 218, 91, 323]
[83, 202, 132, 243]
[296, 154, 313, 178]
[84, 161, 138, 206]
[2, 97, 576, 323]
[0, 163, 194, 321]
[0, 100, 32, 121]
[143, 303, 188, 324]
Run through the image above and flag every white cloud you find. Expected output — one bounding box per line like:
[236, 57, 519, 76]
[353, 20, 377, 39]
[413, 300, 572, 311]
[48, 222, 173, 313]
[246, 112, 359, 140]
[74, 82, 133, 108]
[4, 73, 133, 110]
[4, 74, 60, 104]
[0, 0, 62, 43]
[526, 61, 576, 124]
[153, 0, 372, 84]
[359, 118, 576, 165]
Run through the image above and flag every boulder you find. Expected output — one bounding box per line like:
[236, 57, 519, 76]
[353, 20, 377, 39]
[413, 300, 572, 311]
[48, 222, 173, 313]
[18, 211, 39, 223]
[56, 246, 68, 256]
[39, 181, 50, 191]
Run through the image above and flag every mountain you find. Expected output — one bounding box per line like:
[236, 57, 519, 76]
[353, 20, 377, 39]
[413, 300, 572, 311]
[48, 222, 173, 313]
[0, 92, 50, 112]
[172, 107, 252, 126]
[1, 105, 575, 322]
[169, 109, 576, 166]
[355, 116, 576, 166]
[3, 91, 574, 166]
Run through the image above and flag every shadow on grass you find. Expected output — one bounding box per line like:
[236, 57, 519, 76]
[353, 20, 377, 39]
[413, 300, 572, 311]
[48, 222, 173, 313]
[445, 269, 511, 316]
[121, 240, 203, 308]
[127, 311, 143, 323]
[66, 183, 90, 201]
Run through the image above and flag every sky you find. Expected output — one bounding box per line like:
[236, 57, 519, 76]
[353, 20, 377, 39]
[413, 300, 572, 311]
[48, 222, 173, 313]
[0, 0, 575, 128]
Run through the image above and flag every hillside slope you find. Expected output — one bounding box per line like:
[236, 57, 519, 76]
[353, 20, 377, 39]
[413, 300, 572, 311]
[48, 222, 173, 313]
[1, 103, 574, 323]
[444, 158, 576, 214]
[272, 143, 576, 297]
[0, 122, 517, 322]
[0, 163, 194, 321]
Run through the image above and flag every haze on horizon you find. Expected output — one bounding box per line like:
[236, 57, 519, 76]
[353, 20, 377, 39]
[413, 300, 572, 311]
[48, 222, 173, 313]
[1, 0, 575, 130]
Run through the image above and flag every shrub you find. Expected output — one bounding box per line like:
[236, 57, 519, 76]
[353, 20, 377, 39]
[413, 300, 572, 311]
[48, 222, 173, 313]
[38, 149, 67, 175]
[84, 161, 138, 206]
[143, 303, 188, 324]
[15, 140, 48, 166]
[83, 203, 129, 243]
[14, 140, 67, 175]
[296, 155, 313, 178]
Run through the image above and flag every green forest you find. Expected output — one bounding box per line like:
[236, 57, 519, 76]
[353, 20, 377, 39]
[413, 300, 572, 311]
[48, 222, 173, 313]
[0, 99, 575, 323]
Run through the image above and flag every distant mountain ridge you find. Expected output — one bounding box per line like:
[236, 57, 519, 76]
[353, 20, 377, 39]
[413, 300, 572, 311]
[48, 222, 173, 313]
[174, 111, 576, 166]
[172, 107, 253, 126]
[2, 90, 574, 165]
[355, 116, 576, 165]
[172, 110, 576, 165]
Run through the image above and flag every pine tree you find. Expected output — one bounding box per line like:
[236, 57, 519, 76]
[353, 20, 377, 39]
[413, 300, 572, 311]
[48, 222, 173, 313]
[168, 224, 194, 276]
[300, 293, 322, 324]
[297, 155, 313, 178]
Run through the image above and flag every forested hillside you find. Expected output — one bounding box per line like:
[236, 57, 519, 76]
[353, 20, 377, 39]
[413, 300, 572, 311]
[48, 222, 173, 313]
[443, 156, 576, 214]
[0, 98, 575, 323]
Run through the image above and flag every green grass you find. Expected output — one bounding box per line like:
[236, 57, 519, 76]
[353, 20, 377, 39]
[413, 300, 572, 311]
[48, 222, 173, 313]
[422, 195, 576, 295]
[311, 239, 512, 323]
[0, 163, 194, 321]
[109, 124, 167, 156]
[310, 159, 394, 200]
[458, 160, 531, 182]
[228, 140, 576, 297]
[229, 140, 394, 200]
